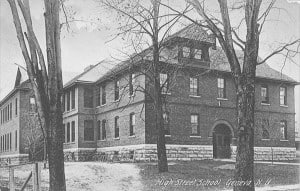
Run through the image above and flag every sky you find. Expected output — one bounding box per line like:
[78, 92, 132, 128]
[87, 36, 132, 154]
[0, 0, 299, 126]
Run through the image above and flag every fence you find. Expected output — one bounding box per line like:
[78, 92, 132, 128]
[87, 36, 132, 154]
[0, 162, 42, 191]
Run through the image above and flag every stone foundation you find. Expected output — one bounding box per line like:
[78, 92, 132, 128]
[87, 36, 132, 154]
[0, 154, 29, 166]
[64, 145, 296, 162]
[231, 146, 296, 161]
[64, 144, 213, 162]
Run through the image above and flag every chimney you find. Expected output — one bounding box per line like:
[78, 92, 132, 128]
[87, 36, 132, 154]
[84, 65, 94, 72]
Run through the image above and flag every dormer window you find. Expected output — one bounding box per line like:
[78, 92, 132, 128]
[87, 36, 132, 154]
[181, 47, 203, 60]
[182, 47, 190, 58]
[194, 49, 202, 60]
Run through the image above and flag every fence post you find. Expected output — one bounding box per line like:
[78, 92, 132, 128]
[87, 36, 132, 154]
[9, 167, 15, 191]
[32, 162, 41, 191]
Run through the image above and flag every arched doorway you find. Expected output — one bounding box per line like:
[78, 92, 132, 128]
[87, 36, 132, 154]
[212, 123, 232, 159]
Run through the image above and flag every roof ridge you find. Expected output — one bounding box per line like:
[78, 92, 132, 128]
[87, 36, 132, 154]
[64, 60, 106, 88]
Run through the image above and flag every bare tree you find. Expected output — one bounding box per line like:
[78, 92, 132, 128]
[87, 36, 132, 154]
[100, 0, 191, 172]
[7, 0, 66, 190]
[161, 0, 299, 190]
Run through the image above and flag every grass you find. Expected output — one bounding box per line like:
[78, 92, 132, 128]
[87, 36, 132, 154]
[138, 160, 299, 191]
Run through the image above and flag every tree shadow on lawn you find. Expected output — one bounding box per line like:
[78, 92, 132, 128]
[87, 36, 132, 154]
[137, 160, 299, 191]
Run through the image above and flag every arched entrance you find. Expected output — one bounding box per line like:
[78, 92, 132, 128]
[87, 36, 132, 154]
[212, 123, 232, 159]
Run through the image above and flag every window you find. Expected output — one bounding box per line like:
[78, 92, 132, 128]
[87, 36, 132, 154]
[160, 73, 168, 94]
[71, 88, 75, 109]
[67, 122, 70, 143]
[9, 133, 11, 151]
[62, 94, 65, 112]
[114, 116, 119, 138]
[101, 84, 106, 105]
[29, 97, 36, 112]
[96, 85, 101, 107]
[63, 124, 65, 143]
[191, 114, 199, 135]
[15, 130, 17, 151]
[84, 120, 94, 141]
[97, 120, 101, 140]
[102, 120, 106, 140]
[84, 87, 93, 108]
[182, 47, 190, 58]
[66, 91, 70, 111]
[261, 85, 269, 104]
[163, 112, 170, 135]
[13, 100, 17, 118]
[9, 103, 12, 120]
[129, 73, 135, 96]
[262, 119, 270, 139]
[71, 121, 75, 142]
[217, 78, 226, 98]
[194, 49, 202, 60]
[115, 80, 120, 101]
[190, 77, 199, 96]
[129, 113, 135, 136]
[280, 87, 287, 105]
[280, 120, 287, 140]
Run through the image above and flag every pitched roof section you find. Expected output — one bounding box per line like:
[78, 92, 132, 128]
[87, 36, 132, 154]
[64, 25, 297, 87]
[209, 47, 297, 82]
[167, 23, 216, 44]
[63, 60, 116, 88]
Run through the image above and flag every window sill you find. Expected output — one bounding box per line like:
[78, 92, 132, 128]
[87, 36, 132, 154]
[280, 105, 288, 108]
[165, 135, 171, 137]
[113, 99, 121, 103]
[261, 139, 270, 141]
[162, 93, 171, 96]
[129, 94, 136, 98]
[190, 135, 201, 138]
[96, 104, 107, 108]
[113, 137, 120, 140]
[63, 109, 76, 114]
[280, 139, 288, 142]
[189, 95, 201, 98]
[217, 98, 228, 101]
[63, 142, 76, 145]
[261, 103, 270, 106]
[98, 139, 106, 142]
[83, 140, 95, 143]
[129, 135, 136, 138]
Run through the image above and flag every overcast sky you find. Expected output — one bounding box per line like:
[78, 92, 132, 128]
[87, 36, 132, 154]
[0, 0, 299, 125]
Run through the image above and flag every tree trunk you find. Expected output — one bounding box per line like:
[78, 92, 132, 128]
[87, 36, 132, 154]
[234, 70, 256, 191]
[47, 109, 66, 191]
[156, 90, 168, 172]
[152, 0, 168, 173]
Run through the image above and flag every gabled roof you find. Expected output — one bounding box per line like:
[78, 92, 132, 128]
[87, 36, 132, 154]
[63, 60, 116, 88]
[209, 47, 297, 83]
[64, 24, 298, 88]
[166, 23, 216, 44]
[0, 69, 30, 107]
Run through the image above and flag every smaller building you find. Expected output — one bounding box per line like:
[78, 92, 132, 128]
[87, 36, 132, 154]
[0, 69, 43, 165]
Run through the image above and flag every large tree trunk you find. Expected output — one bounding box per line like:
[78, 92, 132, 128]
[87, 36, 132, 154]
[7, 0, 66, 190]
[152, 0, 168, 173]
[155, 87, 168, 172]
[44, 0, 66, 190]
[234, 64, 256, 191]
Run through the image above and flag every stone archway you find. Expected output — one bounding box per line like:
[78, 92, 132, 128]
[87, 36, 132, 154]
[211, 121, 234, 159]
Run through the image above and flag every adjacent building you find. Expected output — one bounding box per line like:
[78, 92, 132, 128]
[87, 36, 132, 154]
[0, 69, 43, 164]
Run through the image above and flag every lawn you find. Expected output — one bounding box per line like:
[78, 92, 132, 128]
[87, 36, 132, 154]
[138, 160, 299, 191]
[0, 160, 298, 191]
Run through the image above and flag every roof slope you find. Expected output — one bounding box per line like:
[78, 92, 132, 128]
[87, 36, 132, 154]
[64, 60, 116, 88]
[209, 47, 296, 82]
[64, 25, 297, 87]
